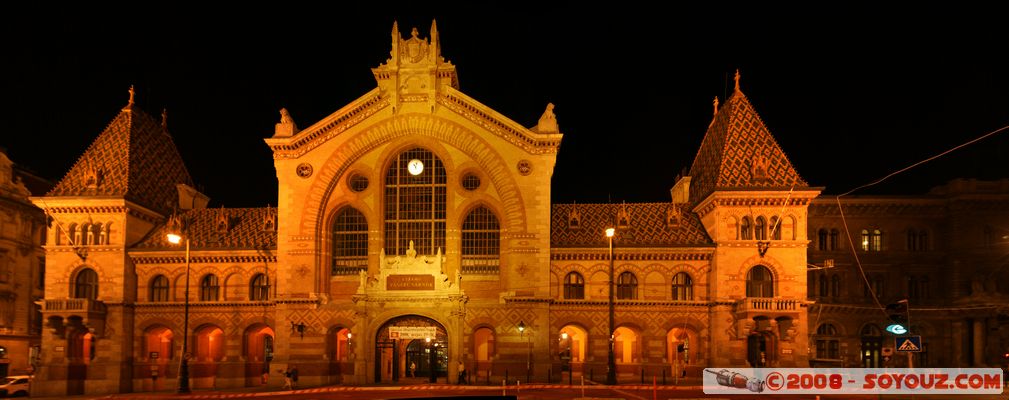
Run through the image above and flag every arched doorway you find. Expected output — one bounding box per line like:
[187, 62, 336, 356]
[328, 327, 352, 383]
[66, 324, 94, 395]
[243, 324, 274, 386]
[861, 324, 883, 367]
[667, 327, 697, 379]
[559, 325, 588, 378]
[375, 315, 447, 383]
[143, 325, 174, 391]
[192, 325, 225, 389]
[613, 326, 640, 377]
[472, 327, 495, 382]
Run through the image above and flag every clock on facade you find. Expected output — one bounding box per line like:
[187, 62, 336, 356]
[407, 159, 424, 175]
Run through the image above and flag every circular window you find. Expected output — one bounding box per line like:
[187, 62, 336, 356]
[461, 173, 481, 191]
[296, 163, 313, 178]
[349, 174, 369, 192]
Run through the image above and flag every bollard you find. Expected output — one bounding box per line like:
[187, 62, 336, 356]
[641, 367, 645, 384]
[548, 369, 552, 384]
[662, 369, 666, 385]
[581, 375, 585, 398]
[653, 376, 657, 400]
[502, 379, 506, 396]
[505, 369, 509, 384]
[590, 368, 594, 382]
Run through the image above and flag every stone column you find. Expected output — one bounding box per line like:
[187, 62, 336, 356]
[951, 321, 964, 367]
[972, 319, 985, 366]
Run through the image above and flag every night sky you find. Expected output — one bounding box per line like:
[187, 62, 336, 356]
[3, 4, 1007, 207]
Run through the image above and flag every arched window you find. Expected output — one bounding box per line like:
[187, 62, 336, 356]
[150, 275, 169, 302]
[746, 265, 773, 298]
[250, 273, 270, 301]
[81, 223, 93, 245]
[74, 268, 98, 300]
[99, 222, 111, 245]
[740, 217, 752, 240]
[817, 229, 828, 251]
[461, 206, 500, 274]
[331, 207, 368, 275]
[829, 229, 839, 250]
[907, 229, 918, 251]
[918, 231, 928, 251]
[671, 272, 693, 300]
[69, 223, 80, 246]
[564, 272, 584, 299]
[830, 274, 840, 298]
[755, 217, 767, 240]
[818, 274, 828, 297]
[861, 229, 870, 251]
[769, 216, 781, 240]
[616, 271, 637, 300]
[200, 275, 220, 301]
[91, 223, 102, 245]
[864, 275, 885, 298]
[384, 147, 447, 256]
[815, 323, 839, 359]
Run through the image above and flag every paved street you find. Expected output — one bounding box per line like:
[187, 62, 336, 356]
[27, 382, 1009, 400]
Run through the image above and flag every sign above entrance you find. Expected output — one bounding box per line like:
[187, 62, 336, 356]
[389, 326, 437, 340]
[387, 274, 435, 290]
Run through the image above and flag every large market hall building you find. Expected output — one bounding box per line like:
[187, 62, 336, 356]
[27, 22, 1008, 396]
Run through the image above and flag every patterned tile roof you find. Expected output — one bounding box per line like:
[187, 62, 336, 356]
[135, 207, 277, 250]
[687, 90, 807, 204]
[47, 106, 193, 213]
[551, 203, 712, 247]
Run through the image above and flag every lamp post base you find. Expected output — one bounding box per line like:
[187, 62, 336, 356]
[177, 359, 191, 394]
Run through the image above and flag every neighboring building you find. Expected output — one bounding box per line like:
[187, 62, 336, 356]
[25, 22, 1007, 396]
[807, 180, 1009, 369]
[0, 150, 47, 378]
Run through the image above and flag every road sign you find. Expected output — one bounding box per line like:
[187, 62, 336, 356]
[896, 336, 922, 352]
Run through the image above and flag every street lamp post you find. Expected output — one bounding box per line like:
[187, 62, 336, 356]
[605, 227, 617, 385]
[901, 299, 913, 368]
[166, 215, 192, 394]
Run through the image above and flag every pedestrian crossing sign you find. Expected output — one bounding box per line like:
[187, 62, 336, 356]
[896, 335, 922, 352]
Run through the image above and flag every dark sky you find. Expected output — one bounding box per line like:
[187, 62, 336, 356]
[3, 4, 1008, 207]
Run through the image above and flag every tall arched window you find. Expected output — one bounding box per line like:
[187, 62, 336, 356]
[818, 274, 828, 297]
[830, 274, 840, 298]
[250, 273, 270, 301]
[461, 206, 500, 274]
[918, 231, 928, 251]
[384, 147, 447, 256]
[616, 271, 637, 300]
[150, 275, 169, 302]
[755, 217, 767, 240]
[200, 275, 220, 301]
[81, 223, 93, 245]
[746, 265, 773, 298]
[817, 229, 828, 251]
[74, 268, 98, 300]
[769, 216, 781, 240]
[564, 272, 584, 299]
[331, 207, 368, 275]
[829, 229, 839, 250]
[740, 217, 752, 240]
[671, 272, 693, 300]
[861, 229, 870, 251]
[99, 222, 111, 245]
[69, 223, 80, 245]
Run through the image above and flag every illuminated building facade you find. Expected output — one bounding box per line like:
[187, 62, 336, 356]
[26, 22, 1007, 396]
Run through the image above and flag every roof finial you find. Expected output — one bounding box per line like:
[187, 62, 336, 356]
[712, 96, 719, 116]
[161, 108, 168, 130]
[734, 69, 741, 94]
[123, 85, 135, 111]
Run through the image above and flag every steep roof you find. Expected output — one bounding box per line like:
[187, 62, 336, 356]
[47, 103, 193, 213]
[134, 207, 277, 250]
[551, 203, 712, 247]
[687, 85, 806, 204]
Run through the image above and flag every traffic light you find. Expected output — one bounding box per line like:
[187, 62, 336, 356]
[885, 301, 908, 334]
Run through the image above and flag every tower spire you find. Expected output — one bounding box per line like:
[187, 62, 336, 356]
[124, 85, 135, 111]
[734, 69, 741, 94]
[161, 108, 168, 130]
[430, 19, 440, 60]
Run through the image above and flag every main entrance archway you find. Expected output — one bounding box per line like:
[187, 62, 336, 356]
[375, 315, 448, 383]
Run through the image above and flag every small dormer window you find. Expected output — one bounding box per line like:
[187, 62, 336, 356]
[666, 206, 682, 228]
[263, 206, 277, 232]
[616, 204, 630, 229]
[215, 207, 229, 233]
[567, 205, 581, 230]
